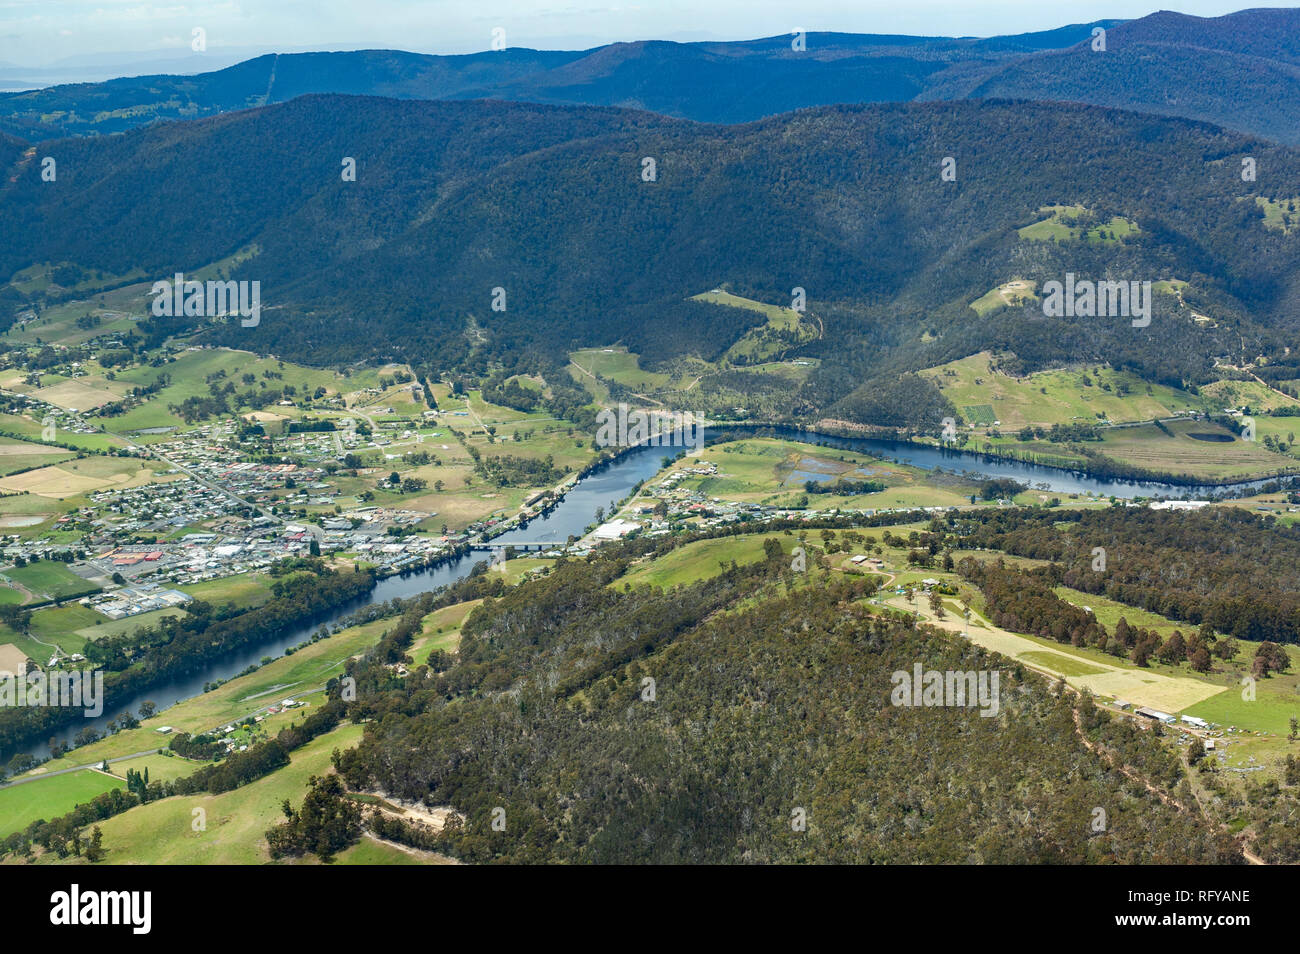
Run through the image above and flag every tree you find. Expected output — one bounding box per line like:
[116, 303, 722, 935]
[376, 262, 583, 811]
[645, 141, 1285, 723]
[1157, 631, 1186, 665]
[1132, 639, 1153, 668]
[928, 590, 944, 618]
[1256, 642, 1289, 674]
[1189, 647, 1211, 673]
[85, 826, 104, 863]
[265, 774, 363, 861]
[138, 701, 157, 720]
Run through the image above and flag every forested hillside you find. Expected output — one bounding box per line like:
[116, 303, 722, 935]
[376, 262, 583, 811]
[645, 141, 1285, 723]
[330, 541, 1241, 863]
[954, 507, 1300, 645]
[4, 95, 1299, 428]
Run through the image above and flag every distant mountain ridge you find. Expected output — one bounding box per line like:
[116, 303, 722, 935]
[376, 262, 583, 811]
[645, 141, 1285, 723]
[919, 8, 1300, 144]
[7, 10, 1297, 143]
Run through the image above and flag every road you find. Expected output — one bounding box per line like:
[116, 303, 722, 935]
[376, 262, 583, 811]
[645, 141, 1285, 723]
[100, 424, 325, 542]
[0, 748, 161, 788]
[881, 582, 1264, 864]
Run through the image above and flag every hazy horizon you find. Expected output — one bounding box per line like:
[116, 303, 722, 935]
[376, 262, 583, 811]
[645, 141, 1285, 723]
[1, 0, 1296, 73]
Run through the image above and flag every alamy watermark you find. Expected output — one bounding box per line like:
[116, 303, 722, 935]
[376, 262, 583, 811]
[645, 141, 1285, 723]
[50, 884, 151, 934]
[594, 403, 704, 450]
[150, 272, 261, 327]
[0, 669, 104, 717]
[1042, 274, 1151, 327]
[890, 664, 1000, 718]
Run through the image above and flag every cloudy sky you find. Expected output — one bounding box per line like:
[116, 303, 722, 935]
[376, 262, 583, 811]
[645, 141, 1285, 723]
[0, 0, 1293, 69]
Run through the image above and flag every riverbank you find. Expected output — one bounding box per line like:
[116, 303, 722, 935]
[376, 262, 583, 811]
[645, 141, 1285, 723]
[706, 422, 1295, 498]
[8, 419, 1283, 768]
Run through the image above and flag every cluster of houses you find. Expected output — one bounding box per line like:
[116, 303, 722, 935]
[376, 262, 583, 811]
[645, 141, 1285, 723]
[86, 471, 265, 539]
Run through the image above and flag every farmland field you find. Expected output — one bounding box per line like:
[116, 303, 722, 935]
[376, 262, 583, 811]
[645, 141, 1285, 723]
[568, 347, 677, 393]
[969, 280, 1038, 317]
[691, 289, 818, 363]
[0, 456, 169, 498]
[31, 378, 127, 411]
[921, 351, 1204, 429]
[1202, 378, 1300, 414]
[89, 348, 378, 432]
[1097, 419, 1291, 480]
[0, 770, 124, 839]
[0, 437, 76, 475]
[68, 723, 365, 864]
[106, 752, 205, 785]
[619, 533, 773, 589]
[1017, 204, 1140, 244]
[1254, 195, 1300, 234]
[668, 437, 982, 510]
[0, 412, 126, 453]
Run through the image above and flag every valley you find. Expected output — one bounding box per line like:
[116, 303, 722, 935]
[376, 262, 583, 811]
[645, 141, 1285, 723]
[1, 3, 1299, 884]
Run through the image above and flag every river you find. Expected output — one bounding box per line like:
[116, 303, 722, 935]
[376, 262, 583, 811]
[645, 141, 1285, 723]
[18, 425, 1279, 761]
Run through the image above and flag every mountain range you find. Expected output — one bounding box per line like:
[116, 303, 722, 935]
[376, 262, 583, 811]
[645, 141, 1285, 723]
[3, 8, 1300, 429]
[3, 9, 1299, 143]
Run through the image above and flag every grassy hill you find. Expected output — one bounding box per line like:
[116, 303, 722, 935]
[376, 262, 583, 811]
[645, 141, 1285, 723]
[921, 351, 1204, 429]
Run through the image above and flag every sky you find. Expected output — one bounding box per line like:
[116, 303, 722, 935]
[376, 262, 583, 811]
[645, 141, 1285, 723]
[0, 0, 1295, 69]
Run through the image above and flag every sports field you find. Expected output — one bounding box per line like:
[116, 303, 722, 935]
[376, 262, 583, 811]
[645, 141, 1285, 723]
[4, 560, 99, 602]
